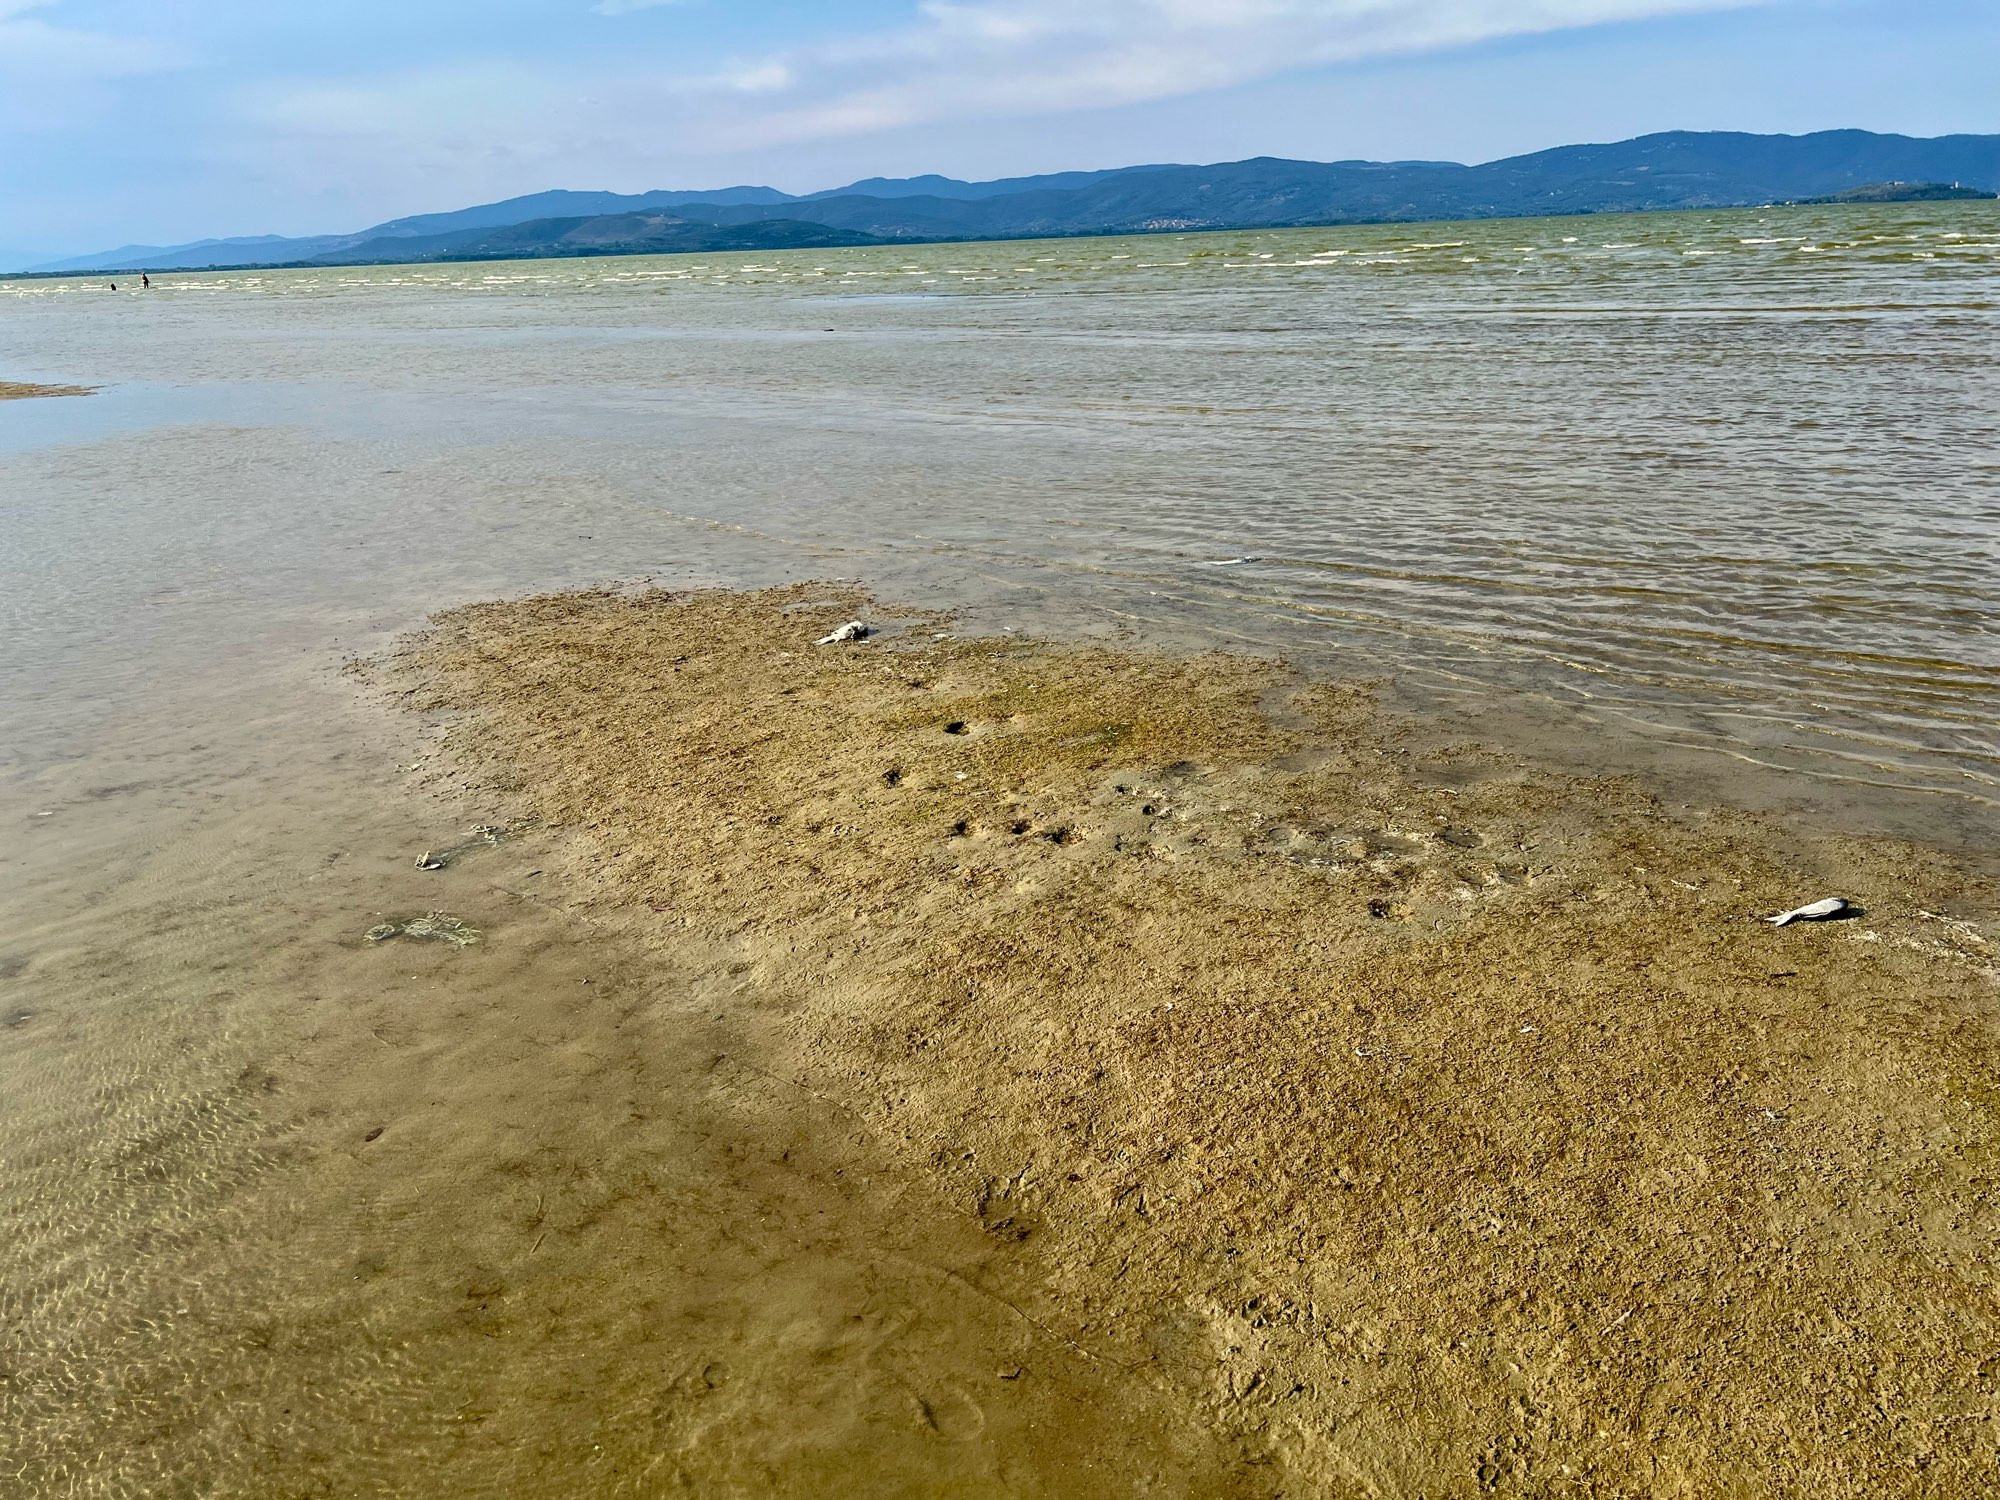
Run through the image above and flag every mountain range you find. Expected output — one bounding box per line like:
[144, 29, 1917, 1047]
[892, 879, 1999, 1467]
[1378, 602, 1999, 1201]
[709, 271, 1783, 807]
[23, 129, 2000, 276]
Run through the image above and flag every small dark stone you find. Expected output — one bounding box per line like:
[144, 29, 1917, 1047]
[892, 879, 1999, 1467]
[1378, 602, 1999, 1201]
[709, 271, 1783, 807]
[364, 1127, 385, 1143]
[944, 721, 968, 736]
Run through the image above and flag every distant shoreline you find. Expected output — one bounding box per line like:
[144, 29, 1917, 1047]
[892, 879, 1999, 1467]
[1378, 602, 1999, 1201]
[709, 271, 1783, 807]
[6, 194, 1993, 284]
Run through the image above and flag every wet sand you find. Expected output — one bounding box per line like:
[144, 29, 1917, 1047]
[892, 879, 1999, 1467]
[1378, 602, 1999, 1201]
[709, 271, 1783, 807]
[354, 583, 1999, 1495]
[2, 617, 1254, 1495]
[4, 575, 1996, 1494]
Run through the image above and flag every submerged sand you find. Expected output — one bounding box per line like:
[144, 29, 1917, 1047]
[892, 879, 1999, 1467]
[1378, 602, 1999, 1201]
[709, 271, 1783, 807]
[383, 584, 2000, 1495]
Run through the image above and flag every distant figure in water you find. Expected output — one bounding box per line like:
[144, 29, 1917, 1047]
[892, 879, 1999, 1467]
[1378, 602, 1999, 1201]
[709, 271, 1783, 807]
[109, 282, 117, 291]
[141, 274, 150, 289]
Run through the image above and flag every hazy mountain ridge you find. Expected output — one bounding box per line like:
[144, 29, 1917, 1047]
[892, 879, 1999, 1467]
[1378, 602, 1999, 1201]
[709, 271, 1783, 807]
[25, 130, 2000, 275]
[309, 213, 884, 265]
[799, 164, 1185, 201]
[362, 186, 799, 241]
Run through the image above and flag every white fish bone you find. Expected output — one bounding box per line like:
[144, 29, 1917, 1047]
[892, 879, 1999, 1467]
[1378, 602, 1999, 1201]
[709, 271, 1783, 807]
[1767, 897, 1849, 926]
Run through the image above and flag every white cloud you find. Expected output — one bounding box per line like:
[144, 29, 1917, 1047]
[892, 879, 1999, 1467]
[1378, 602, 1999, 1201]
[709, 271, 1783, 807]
[240, 0, 1754, 185]
[0, 0, 189, 79]
[673, 0, 1757, 153]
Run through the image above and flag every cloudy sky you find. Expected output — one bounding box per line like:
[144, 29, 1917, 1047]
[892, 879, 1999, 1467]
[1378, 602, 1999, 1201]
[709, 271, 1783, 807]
[1, 0, 1993, 259]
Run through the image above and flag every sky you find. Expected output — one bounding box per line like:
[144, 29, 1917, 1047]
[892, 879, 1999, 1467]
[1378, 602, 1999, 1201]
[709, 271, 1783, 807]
[0, 0, 1994, 261]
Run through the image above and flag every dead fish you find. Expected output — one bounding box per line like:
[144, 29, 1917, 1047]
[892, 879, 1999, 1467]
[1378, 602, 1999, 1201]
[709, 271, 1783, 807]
[816, 621, 870, 645]
[1768, 897, 1848, 926]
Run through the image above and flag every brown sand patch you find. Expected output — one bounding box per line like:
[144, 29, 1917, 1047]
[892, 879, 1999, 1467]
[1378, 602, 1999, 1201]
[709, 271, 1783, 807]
[389, 584, 2000, 1495]
[0, 376, 95, 400]
[0, 380, 95, 400]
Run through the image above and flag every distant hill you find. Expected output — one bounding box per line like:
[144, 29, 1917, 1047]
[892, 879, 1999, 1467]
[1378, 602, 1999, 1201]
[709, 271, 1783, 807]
[361, 186, 797, 241]
[36, 233, 363, 274]
[30, 190, 808, 273]
[309, 213, 884, 265]
[22, 129, 2000, 276]
[799, 165, 1185, 201]
[650, 132, 2000, 241]
[1800, 181, 1995, 204]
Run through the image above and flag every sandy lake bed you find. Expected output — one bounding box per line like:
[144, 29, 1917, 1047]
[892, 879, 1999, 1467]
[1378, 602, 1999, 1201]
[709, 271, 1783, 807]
[344, 582, 1998, 1495]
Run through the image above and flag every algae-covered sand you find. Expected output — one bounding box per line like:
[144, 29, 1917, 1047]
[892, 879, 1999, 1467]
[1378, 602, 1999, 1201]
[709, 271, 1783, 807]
[0, 380, 94, 400]
[389, 584, 2000, 1495]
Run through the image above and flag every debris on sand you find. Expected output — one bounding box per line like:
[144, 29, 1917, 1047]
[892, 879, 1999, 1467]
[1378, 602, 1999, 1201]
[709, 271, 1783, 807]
[365, 913, 481, 947]
[409, 822, 516, 873]
[816, 621, 870, 645]
[1768, 896, 1849, 926]
[1917, 909, 1988, 946]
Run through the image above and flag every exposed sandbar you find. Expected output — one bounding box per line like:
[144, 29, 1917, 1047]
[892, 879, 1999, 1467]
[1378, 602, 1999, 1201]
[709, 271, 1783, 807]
[391, 583, 2000, 1493]
[0, 380, 95, 400]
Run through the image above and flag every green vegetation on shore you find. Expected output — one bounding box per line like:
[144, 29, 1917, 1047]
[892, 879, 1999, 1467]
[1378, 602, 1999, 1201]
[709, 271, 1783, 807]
[1799, 180, 1995, 203]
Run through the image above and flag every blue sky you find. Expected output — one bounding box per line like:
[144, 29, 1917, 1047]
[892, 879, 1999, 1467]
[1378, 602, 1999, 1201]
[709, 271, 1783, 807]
[1, 0, 1994, 259]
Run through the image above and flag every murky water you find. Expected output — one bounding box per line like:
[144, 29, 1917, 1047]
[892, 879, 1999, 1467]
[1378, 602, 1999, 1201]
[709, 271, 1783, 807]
[3, 203, 1997, 1492]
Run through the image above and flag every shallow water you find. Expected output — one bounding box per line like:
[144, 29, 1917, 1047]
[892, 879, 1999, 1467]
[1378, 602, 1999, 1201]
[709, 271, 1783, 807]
[6, 202, 1998, 839]
[2, 203, 1998, 1491]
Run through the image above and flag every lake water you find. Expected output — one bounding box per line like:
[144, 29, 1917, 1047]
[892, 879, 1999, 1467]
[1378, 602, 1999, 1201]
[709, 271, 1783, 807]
[7, 202, 1998, 841]
[3, 203, 1998, 1491]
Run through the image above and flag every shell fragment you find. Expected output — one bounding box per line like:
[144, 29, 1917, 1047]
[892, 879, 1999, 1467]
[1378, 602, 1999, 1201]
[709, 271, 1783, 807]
[1768, 897, 1849, 926]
